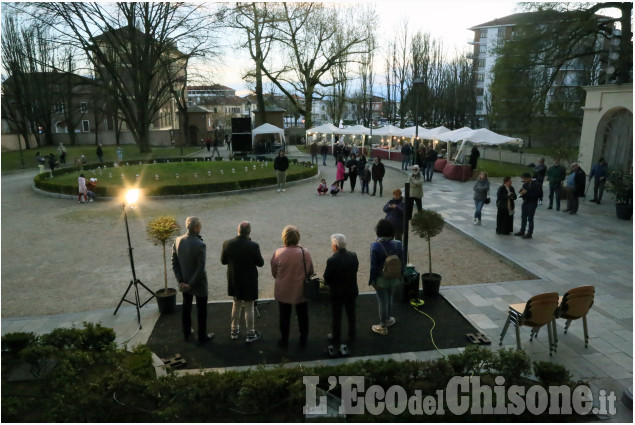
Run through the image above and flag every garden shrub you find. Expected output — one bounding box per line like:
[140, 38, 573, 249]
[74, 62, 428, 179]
[448, 345, 495, 375]
[533, 361, 572, 386]
[1, 331, 38, 354]
[491, 348, 532, 384]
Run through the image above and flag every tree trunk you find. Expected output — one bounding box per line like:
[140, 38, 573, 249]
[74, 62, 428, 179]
[162, 243, 168, 291]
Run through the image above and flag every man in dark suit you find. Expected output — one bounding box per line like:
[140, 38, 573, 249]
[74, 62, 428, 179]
[323, 233, 359, 357]
[221, 221, 265, 343]
[172, 216, 214, 344]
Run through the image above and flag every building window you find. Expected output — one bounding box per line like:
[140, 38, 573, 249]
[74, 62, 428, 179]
[208, 118, 211, 127]
[478, 59, 486, 68]
[498, 28, 506, 38]
[82, 120, 90, 132]
[480, 30, 487, 39]
[213, 107, 217, 113]
[476, 74, 484, 82]
[476, 102, 483, 112]
[479, 45, 487, 54]
[53, 103, 65, 113]
[80, 102, 87, 113]
[475, 88, 484, 96]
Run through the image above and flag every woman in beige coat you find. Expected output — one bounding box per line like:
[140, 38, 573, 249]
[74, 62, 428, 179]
[407, 165, 424, 216]
[271, 225, 314, 349]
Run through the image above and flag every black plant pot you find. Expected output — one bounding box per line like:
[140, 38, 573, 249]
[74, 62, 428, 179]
[615, 203, 632, 220]
[156, 288, 177, 314]
[422, 273, 442, 297]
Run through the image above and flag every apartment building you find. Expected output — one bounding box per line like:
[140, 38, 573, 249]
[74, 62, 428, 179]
[468, 12, 606, 129]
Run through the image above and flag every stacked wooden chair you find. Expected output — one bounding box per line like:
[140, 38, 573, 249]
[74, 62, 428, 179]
[499, 286, 596, 355]
[553, 285, 595, 350]
[499, 292, 559, 355]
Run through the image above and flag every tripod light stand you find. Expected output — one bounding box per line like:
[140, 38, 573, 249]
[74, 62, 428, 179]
[114, 189, 155, 328]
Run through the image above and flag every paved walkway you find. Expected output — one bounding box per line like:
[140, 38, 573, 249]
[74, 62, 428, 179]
[2, 145, 632, 421]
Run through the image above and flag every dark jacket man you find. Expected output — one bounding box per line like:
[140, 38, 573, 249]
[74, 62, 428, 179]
[273, 152, 289, 171]
[221, 223, 264, 301]
[172, 216, 212, 343]
[323, 234, 359, 353]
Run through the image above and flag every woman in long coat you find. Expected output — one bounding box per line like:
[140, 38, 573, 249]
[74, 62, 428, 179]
[496, 176, 517, 235]
[336, 155, 346, 191]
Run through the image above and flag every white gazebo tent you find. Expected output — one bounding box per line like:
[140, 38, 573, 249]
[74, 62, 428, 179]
[435, 127, 472, 161]
[251, 123, 286, 149]
[373, 125, 407, 159]
[334, 125, 371, 153]
[305, 123, 340, 152]
[454, 128, 523, 166]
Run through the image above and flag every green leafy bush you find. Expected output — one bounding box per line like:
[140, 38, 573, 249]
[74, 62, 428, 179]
[533, 361, 572, 386]
[1, 332, 38, 354]
[491, 348, 532, 384]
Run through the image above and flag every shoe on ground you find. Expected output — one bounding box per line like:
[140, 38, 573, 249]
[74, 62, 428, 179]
[386, 317, 396, 327]
[370, 194, 375, 196]
[569, 211, 577, 215]
[522, 234, 533, 239]
[562, 209, 571, 213]
[472, 217, 478, 224]
[596, 200, 601, 204]
[198, 332, 215, 345]
[88, 199, 94, 202]
[372, 324, 388, 335]
[230, 330, 239, 340]
[282, 189, 286, 192]
[184, 328, 195, 342]
[547, 206, 552, 210]
[246, 331, 261, 343]
[538, 199, 542, 205]
[277, 189, 281, 193]
[339, 344, 349, 357]
[477, 220, 482, 225]
[514, 231, 525, 236]
[589, 199, 597, 202]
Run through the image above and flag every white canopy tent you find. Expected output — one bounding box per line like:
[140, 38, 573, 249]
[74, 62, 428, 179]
[427, 126, 451, 137]
[334, 124, 370, 136]
[305, 123, 339, 148]
[454, 128, 523, 166]
[372, 125, 408, 159]
[251, 123, 286, 149]
[435, 127, 472, 161]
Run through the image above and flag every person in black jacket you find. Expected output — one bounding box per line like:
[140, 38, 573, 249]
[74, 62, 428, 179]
[323, 233, 359, 357]
[563, 163, 586, 214]
[346, 154, 359, 192]
[273, 149, 290, 192]
[221, 221, 265, 343]
[370, 156, 385, 197]
[514, 173, 541, 239]
[425, 146, 438, 181]
[496, 177, 517, 235]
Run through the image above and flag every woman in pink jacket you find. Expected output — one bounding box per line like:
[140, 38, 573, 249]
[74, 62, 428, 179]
[271, 225, 314, 349]
[335, 155, 346, 191]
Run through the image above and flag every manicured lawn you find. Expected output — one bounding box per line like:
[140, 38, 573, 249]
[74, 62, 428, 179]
[2, 145, 202, 173]
[35, 160, 317, 197]
[478, 158, 531, 177]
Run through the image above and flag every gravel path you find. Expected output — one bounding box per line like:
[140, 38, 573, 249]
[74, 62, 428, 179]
[1, 150, 529, 318]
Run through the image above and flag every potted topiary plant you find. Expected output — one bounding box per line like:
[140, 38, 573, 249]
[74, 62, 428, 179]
[410, 209, 445, 296]
[606, 168, 633, 220]
[146, 216, 181, 314]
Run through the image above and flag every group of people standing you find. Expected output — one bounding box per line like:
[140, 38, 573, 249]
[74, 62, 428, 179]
[170, 216, 404, 358]
[484, 157, 596, 239]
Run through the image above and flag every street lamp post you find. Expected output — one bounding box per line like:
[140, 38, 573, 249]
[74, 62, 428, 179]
[114, 189, 155, 329]
[412, 77, 424, 166]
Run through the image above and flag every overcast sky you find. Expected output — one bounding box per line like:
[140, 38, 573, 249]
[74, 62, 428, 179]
[213, 0, 521, 95]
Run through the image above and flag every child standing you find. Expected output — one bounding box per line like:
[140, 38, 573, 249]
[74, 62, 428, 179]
[360, 164, 371, 194]
[317, 179, 328, 195]
[78, 174, 88, 204]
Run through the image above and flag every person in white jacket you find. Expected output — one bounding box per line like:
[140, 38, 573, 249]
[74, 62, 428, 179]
[78, 174, 88, 204]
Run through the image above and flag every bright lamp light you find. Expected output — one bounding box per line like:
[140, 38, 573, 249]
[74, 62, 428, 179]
[125, 188, 140, 205]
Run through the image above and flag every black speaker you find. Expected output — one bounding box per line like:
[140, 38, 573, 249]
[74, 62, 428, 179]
[232, 133, 252, 152]
[232, 117, 252, 133]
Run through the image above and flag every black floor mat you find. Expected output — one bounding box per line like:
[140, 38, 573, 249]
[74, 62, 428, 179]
[146, 292, 479, 370]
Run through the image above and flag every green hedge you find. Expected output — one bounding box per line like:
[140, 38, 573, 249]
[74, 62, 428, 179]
[2, 329, 589, 422]
[33, 160, 317, 197]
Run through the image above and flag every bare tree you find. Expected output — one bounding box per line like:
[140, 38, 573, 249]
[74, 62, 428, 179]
[27, 2, 217, 152]
[219, 2, 278, 126]
[257, 2, 372, 129]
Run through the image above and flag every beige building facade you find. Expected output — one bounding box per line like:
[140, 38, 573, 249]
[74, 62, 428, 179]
[578, 84, 633, 173]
